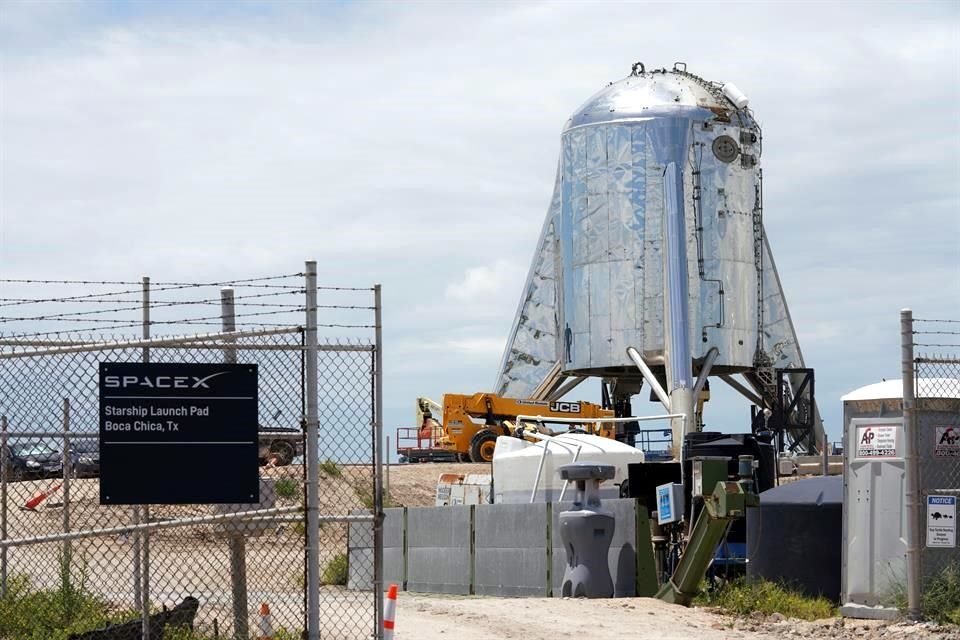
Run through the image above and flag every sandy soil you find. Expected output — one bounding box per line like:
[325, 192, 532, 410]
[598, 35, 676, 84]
[393, 594, 959, 640]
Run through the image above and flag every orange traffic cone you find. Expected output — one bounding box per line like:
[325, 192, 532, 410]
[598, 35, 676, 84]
[257, 602, 273, 640]
[384, 584, 398, 640]
[22, 481, 62, 511]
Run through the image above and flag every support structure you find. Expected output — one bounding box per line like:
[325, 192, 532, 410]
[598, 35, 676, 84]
[222, 288, 247, 640]
[374, 283, 385, 637]
[662, 156, 695, 446]
[304, 262, 321, 640]
[901, 308, 921, 620]
[0, 415, 7, 598]
[140, 275, 151, 640]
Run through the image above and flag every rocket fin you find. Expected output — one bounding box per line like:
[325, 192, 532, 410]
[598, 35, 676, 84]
[760, 227, 826, 451]
[494, 165, 562, 398]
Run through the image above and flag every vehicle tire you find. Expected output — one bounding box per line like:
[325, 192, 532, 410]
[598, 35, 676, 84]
[619, 479, 631, 499]
[456, 453, 470, 463]
[468, 431, 498, 463]
[269, 441, 296, 466]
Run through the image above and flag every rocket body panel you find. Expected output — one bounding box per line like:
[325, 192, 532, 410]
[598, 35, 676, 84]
[557, 114, 761, 377]
[495, 68, 808, 409]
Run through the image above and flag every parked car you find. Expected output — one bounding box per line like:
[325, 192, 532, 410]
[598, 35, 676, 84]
[67, 438, 100, 478]
[2, 441, 63, 481]
[258, 426, 303, 466]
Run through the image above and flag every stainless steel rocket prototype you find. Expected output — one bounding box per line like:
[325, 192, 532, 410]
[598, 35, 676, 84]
[495, 62, 823, 453]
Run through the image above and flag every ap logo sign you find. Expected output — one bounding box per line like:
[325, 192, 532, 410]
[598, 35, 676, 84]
[856, 425, 897, 458]
[935, 426, 960, 457]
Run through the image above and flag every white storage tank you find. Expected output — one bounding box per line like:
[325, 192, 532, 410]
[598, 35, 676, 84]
[492, 433, 644, 504]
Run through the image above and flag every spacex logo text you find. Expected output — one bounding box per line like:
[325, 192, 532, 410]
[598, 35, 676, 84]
[103, 372, 230, 389]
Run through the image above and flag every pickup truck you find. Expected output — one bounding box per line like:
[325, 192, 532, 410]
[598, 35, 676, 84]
[258, 426, 303, 466]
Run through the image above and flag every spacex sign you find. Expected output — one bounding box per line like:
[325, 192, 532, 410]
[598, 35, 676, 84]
[99, 362, 259, 504]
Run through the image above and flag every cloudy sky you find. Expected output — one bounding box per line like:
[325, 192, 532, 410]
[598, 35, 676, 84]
[1, 1, 958, 446]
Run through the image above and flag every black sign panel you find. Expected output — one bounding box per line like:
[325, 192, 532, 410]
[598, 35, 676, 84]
[99, 362, 258, 504]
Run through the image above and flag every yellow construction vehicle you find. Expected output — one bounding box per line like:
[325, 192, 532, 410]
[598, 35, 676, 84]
[417, 393, 614, 463]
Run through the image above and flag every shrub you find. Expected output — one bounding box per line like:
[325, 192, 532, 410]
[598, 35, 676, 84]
[697, 579, 836, 621]
[322, 553, 349, 586]
[0, 551, 139, 640]
[889, 563, 960, 625]
[274, 477, 300, 500]
[319, 459, 342, 478]
[352, 483, 397, 510]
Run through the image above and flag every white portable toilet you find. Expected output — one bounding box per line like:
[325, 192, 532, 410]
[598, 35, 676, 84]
[840, 378, 960, 619]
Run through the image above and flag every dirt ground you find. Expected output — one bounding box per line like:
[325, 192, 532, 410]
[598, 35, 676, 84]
[393, 594, 959, 640]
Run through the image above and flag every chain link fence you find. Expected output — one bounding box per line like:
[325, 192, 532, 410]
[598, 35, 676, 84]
[0, 267, 382, 640]
[912, 318, 960, 583]
[902, 312, 960, 618]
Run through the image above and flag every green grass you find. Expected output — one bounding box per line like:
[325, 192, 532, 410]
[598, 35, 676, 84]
[274, 477, 300, 500]
[322, 553, 349, 586]
[696, 579, 837, 621]
[0, 552, 138, 640]
[352, 480, 398, 510]
[319, 459, 343, 478]
[888, 563, 960, 625]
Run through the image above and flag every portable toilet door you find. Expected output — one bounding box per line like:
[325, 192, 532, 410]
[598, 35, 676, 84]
[841, 380, 907, 619]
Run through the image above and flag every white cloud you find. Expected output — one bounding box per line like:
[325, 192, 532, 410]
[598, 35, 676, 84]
[444, 260, 524, 304]
[0, 1, 958, 440]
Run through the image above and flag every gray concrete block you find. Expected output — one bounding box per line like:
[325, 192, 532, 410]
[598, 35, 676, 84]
[552, 498, 637, 597]
[474, 503, 549, 596]
[349, 517, 375, 548]
[406, 506, 472, 595]
[347, 514, 375, 591]
[383, 508, 405, 588]
[347, 548, 374, 591]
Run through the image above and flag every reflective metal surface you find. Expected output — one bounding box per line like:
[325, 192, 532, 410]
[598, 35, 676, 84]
[496, 66, 811, 418]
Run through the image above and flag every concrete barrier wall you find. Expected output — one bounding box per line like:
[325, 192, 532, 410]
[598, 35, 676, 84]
[349, 500, 641, 597]
[383, 507, 405, 588]
[347, 515, 374, 591]
[405, 506, 473, 594]
[474, 503, 549, 596]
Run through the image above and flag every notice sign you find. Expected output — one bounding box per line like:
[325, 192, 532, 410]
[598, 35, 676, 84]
[926, 495, 957, 548]
[855, 425, 898, 458]
[935, 426, 960, 457]
[99, 362, 258, 505]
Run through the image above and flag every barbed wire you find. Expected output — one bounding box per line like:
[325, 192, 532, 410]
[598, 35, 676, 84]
[0, 299, 307, 324]
[0, 273, 303, 287]
[915, 343, 960, 348]
[0, 281, 287, 307]
[2, 309, 310, 338]
[0, 273, 377, 341]
[0, 285, 369, 309]
[914, 318, 960, 324]
[0, 289, 304, 308]
[914, 330, 960, 336]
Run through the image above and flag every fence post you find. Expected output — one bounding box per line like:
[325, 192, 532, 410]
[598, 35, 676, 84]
[1, 415, 7, 598]
[374, 283, 384, 636]
[901, 308, 921, 620]
[61, 398, 71, 567]
[141, 275, 151, 640]
[222, 287, 249, 640]
[304, 262, 321, 640]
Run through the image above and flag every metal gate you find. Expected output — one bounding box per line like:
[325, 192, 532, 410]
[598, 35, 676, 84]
[0, 264, 383, 640]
